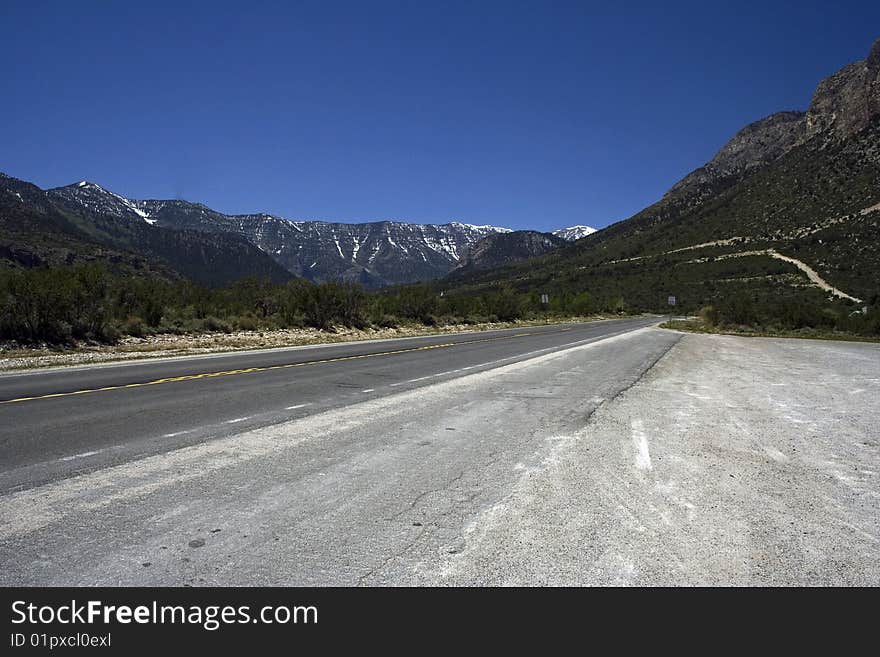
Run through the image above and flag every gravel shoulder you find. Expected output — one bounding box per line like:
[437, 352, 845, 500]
[439, 333, 880, 585]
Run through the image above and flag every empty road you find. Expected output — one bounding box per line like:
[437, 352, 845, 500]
[0, 317, 658, 493]
[3, 319, 875, 585]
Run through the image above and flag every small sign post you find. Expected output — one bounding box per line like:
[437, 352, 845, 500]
[540, 293, 549, 305]
[667, 295, 676, 323]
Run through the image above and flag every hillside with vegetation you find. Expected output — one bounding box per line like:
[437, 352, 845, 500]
[436, 38, 880, 335]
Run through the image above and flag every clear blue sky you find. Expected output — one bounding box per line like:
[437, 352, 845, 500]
[3, 1, 879, 230]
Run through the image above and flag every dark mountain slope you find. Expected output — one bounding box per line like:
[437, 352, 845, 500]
[2, 176, 292, 286]
[1, 175, 175, 279]
[453, 230, 565, 274]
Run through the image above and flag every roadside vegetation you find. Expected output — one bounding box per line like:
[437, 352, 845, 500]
[0, 264, 633, 347]
[2, 261, 876, 351]
[662, 297, 880, 341]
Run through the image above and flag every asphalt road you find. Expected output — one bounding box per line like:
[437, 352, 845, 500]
[0, 317, 658, 493]
[0, 318, 679, 585]
[4, 322, 874, 585]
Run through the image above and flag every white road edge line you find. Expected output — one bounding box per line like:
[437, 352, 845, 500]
[225, 417, 251, 424]
[162, 430, 192, 438]
[285, 403, 312, 410]
[58, 449, 105, 462]
[391, 327, 643, 389]
[361, 389, 375, 393]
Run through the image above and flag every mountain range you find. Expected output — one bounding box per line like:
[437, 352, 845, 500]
[1, 176, 595, 288]
[5, 36, 877, 310]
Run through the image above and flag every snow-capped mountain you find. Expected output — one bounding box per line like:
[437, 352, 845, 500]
[50, 181, 157, 225]
[552, 225, 597, 241]
[144, 204, 514, 287]
[2, 175, 292, 287]
[49, 182, 514, 287]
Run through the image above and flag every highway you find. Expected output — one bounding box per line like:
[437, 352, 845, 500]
[1, 316, 683, 585]
[0, 317, 658, 493]
[4, 318, 876, 585]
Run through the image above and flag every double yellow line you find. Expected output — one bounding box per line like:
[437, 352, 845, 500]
[0, 327, 572, 405]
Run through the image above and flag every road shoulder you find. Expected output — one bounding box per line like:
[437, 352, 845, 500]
[435, 333, 880, 585]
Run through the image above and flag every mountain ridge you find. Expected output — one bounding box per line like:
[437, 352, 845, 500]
[46, 181, 597, 287]
[1, 174, 293, 286]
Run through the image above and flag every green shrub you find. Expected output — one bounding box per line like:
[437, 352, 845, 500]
[718, 294, 758, 326]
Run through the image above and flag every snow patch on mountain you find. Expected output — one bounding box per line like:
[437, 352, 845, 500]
[552, 225, 597, 241]
[53, 181, 157, 224]
[449, 221, 513, 234]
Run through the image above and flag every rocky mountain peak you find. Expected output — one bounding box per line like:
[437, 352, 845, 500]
[667, 111, 806, 197]
[804, 37, 880, 141]
[46, 177, 606, 287]
[667, 36, 880, 201]
[50, 181, 156, 224]
[47, 184, 521, 287]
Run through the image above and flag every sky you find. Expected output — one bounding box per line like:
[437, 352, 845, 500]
[3, 1, 879, 231]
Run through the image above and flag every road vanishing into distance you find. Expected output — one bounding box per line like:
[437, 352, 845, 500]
[2, 316, 878, 586]
[0, 317, 659, 493]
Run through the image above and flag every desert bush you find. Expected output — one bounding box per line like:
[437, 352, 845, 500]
[203, 316, 233, 333]
[233, 314, 259, 332]
[120, 315, 147, 338]
[698, 305, 719, 327]
[373, 314, 400, 328]
[1, 262, 874, 345]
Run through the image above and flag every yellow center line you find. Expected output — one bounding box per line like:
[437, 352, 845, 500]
[0, 328, 574, 405]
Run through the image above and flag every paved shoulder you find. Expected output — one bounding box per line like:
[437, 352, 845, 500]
[436, 333, 880, 585]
